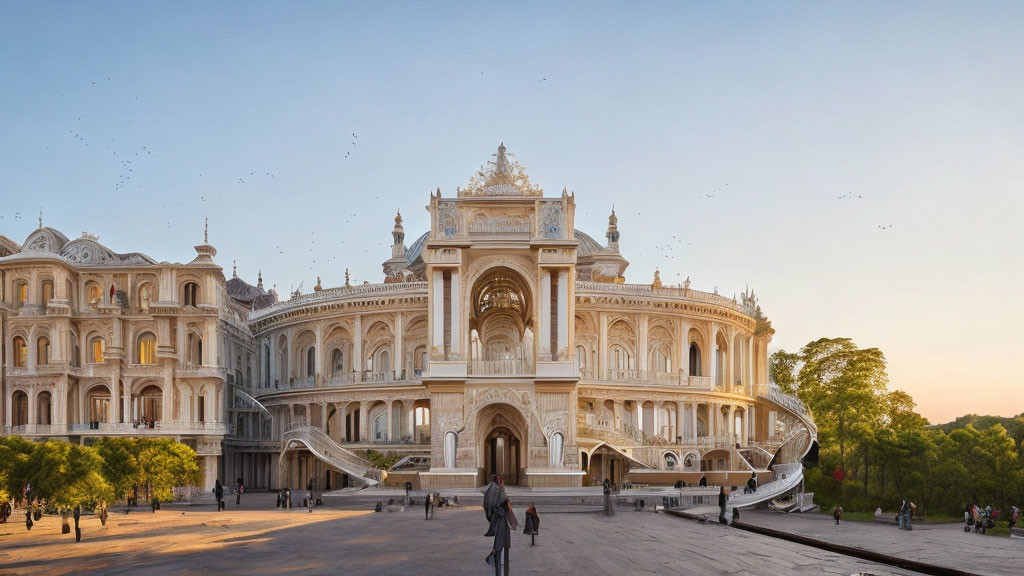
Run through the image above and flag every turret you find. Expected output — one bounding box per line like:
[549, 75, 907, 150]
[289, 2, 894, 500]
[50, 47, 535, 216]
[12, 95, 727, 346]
[605, 209, 620, 252]
[382, 210, 409, 282]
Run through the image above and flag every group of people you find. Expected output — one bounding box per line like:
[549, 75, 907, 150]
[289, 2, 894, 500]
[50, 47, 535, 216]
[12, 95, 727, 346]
[964, 504, 1020, 534]
[482, 475, 540, 576]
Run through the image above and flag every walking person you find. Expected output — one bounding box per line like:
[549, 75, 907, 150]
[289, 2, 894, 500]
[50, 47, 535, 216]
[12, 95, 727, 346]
[236, 477, 244, 506]
[523, 503, 540, 546]
[833, 504, 843, 525]
[425, 492, 432, 520]
[214, 479, 225, 511]
[602, 478, 614, 516]
[484, 475, 515, 576]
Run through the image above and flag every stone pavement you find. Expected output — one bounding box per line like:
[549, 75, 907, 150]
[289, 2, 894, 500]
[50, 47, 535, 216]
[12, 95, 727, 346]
[739, 510, 1024, 576]
[1, 493, 924, 575]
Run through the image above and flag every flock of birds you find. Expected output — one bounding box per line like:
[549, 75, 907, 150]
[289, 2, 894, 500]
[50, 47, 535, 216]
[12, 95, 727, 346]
[4, 73, 904, 295]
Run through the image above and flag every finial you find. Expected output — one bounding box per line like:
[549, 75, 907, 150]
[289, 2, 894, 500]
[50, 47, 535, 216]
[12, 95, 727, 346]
[38, 207, 43, 229]
[232, 260, 237, 278]
[345, 268, 351, 288]
[257, 269, 263, 289]
[204, 216, 208, 243]
[314, 276, 322, 292]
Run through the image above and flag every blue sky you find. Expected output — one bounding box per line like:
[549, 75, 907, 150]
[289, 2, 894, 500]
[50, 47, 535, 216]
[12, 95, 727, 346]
[2, 1, 1022, 422]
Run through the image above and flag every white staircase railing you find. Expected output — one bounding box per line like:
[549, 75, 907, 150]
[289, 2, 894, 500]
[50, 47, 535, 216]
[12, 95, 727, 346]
[727, 462, 804, 512]
[282, 426, 382, 486]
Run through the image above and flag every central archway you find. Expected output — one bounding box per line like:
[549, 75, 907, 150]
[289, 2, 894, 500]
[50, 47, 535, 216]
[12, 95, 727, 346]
[476, 402, 529, 486]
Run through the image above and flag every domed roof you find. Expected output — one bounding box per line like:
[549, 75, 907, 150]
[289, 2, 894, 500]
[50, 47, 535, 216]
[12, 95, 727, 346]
[23, 227, 70, 253]
[574, 229, 605, 257]
[406, 231, 429, 264]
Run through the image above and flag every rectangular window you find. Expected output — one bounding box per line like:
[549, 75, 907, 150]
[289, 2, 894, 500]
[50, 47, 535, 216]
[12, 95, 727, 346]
[92, 340, 105, 363]
[16, 283, 27, 308]
[198, 396, 205, 423]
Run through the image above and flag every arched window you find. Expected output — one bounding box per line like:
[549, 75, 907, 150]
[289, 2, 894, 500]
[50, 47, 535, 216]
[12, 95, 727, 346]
[306, 346, 316, 377]
[688, 343, 701, 376]
[183, 282, 200, 307]
[90, 337, 105, 363]
[87, 385, 110, 424]
[378, 350, 390, 373]
[13, 337, 27, 367]
[87, 284, 101, 307]
[36, 337, 50, 365]
[443, 431, 457, 468]
[14, 281, 27, 309]
[36, 391, 52, 425]
[331, 349, 344, 376]
[575, 345, 587, 370]
[188, 333, 203, 365]
[549, 432, 564, 467]
[139, 385, 163, 423]
[41, 280, 54, 307]
[651, 346, 671, 373]
[12, 391, 28, 426]
[137, 332, 157, 364]
[610, 345, 632, 370]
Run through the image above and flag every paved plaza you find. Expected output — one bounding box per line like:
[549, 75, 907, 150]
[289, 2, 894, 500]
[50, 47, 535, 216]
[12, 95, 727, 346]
[739, 510, 1023, 576]
[0, 493, 933, 576]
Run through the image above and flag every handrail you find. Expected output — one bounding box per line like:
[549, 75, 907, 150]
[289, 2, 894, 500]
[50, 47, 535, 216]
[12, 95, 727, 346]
[283, 426, 382, 486]
[575, 281, 753, 315]
[727, 462, 804, 511]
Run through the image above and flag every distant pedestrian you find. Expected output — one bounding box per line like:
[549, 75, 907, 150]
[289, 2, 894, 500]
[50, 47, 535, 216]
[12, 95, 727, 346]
[25, 507, 33, 531]
[1010, 505, 1020, 529]
[603, 479, 614, 516]
[215, 479, 225, 511]
[833, 505, 843, 525]
[425, 493, 432, 520]
[523, 503, 540, 546]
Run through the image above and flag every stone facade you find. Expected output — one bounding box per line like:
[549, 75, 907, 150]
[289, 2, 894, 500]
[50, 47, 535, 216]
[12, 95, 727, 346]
[1, 145, 816, 494]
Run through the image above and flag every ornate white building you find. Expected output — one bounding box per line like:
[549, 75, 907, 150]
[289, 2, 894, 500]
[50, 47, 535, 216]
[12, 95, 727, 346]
[1, 145, 816, 496]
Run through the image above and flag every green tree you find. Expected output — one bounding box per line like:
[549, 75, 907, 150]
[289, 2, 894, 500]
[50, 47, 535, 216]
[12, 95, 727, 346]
[0, 435, 38, 503]
[93, 437, 143, 501]
[22, 440, 113, 509]
[795, 338, 888, 502]
[136, 438, 203, 503]
[768, 349, 801, 394]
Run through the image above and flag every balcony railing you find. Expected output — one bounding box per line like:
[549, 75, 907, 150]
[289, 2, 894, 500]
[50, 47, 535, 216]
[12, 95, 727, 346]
[469, 358, 533, 376]
[580, 369, 715, 389]
[7, 422, 229, 436]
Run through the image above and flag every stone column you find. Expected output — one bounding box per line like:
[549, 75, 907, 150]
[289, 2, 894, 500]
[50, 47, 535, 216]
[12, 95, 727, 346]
[451, 271, 461, 357]
[359, 402, 368, 442]
[691, 403, 698, 440]
[431, 270, 443, 356]
[557, 269, 569, 359]
[598, 312, 608, 380]
[676, 401, 685, 441]
[728, 405, 736, 442]
[394, 313, 404, 378]
[110, 376, 120, 424]
[707, 323, 717, 387]
[539, 271, 551, 357]
[385, 400, 393, 442]
[352, 315, 363, 373]
[637, 314, 649, 373]
[747, 337, 755, 394]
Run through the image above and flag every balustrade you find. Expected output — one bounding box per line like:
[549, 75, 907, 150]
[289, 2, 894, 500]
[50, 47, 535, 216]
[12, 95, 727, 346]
[469, 358, 533, 376]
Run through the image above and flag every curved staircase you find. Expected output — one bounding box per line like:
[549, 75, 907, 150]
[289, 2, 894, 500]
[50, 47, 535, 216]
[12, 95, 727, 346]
[282, 426, 383, 486]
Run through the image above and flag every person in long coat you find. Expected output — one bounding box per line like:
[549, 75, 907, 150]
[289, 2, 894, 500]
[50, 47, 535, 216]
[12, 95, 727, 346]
[214, 480, 224, 511]
[484, 476, 512, 576]
[523, 503, 540, 546]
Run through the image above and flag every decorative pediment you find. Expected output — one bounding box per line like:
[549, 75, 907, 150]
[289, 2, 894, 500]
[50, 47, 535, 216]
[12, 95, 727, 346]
[459, 143, 542, 197]
[23, 227, 69, 253]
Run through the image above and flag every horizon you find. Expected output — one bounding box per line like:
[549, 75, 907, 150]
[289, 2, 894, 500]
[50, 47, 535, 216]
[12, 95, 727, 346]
[2, 1, 1021, 423]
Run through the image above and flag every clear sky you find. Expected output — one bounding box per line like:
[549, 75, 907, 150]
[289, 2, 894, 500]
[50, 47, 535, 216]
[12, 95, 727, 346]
[2, 1, 1021, 423]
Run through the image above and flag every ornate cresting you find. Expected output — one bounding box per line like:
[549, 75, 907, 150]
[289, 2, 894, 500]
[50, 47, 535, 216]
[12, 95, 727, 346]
[458, 143, 543, 197]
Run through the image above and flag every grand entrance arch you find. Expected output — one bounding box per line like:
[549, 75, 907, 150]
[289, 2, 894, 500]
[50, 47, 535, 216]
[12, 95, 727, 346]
[476, 402, 529, 485]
